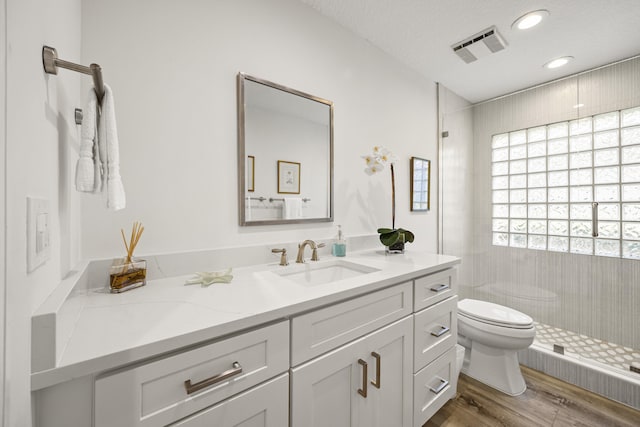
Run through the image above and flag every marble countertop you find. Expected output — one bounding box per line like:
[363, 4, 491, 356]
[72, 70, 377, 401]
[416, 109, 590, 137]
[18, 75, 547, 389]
[31, 250, 459, 390]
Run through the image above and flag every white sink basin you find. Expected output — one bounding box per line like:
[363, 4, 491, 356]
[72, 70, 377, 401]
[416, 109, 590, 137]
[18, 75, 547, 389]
[273, 260, 379, 286]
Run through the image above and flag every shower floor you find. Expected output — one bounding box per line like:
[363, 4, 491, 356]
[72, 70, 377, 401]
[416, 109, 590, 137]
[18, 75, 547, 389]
[534, 322, 640, 376]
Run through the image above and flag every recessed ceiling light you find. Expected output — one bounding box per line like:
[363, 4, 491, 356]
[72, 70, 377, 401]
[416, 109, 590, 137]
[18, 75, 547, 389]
[512, 9, 549, 30]
[544, 56, 574, 69]
[573, 103, 585, 109]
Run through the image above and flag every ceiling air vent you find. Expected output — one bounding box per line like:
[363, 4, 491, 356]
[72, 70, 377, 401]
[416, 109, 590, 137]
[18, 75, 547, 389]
[452, 26, 507, 64]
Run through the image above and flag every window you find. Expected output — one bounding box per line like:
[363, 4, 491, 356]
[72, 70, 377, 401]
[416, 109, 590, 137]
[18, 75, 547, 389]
[491, 106, 640, 259]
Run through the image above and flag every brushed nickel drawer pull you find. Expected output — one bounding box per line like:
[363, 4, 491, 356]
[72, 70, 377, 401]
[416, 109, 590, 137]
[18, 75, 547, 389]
[184, 361, 243, 395]
[429, 377, 449, 395]
[430, 283, 449, 293]
[371, 352, 381, 389]
[357, 359, 368, 398]
[431, 325, 450, 338]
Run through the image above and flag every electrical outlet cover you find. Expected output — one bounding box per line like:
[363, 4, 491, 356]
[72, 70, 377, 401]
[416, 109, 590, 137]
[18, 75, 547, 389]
[27, 197, 51, 273]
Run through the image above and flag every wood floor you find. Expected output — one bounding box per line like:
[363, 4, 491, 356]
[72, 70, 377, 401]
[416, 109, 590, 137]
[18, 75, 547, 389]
[425, 366, 640, 427]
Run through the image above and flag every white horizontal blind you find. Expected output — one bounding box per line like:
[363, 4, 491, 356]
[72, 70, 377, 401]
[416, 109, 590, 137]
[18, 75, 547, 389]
[491, 106, 640, 259]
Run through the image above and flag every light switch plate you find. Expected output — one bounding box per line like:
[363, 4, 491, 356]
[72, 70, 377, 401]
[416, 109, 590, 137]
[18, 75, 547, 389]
[27, 197, 50, 273]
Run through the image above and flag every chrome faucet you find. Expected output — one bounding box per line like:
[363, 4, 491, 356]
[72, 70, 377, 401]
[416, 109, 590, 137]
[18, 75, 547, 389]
[296, 240, 326, 263]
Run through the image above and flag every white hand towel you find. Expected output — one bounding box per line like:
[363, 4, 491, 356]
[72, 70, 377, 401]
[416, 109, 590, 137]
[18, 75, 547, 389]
[75, 88, 101, 192]
[283, 198, 303, 219]
[98, 84, 126, 211]
[246, 196, 252, 221]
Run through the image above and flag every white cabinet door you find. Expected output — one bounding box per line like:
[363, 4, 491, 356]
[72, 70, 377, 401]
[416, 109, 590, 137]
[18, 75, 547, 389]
[366, 317, 413, 427]
[172, 374, 289, 427]
[291, 316, 413, 427]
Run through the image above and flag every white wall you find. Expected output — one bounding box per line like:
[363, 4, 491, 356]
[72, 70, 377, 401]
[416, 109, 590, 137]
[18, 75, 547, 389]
[80, 0, 439, 258]
[5, 0, 82, 425]
[3, 0, 438, 424]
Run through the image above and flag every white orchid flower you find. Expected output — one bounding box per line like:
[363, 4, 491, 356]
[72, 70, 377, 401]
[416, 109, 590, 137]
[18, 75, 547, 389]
[363, 146, 395, 173]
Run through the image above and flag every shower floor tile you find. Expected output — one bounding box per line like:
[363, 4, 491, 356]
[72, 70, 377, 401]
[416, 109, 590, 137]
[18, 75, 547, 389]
[534, 321, 640, 375]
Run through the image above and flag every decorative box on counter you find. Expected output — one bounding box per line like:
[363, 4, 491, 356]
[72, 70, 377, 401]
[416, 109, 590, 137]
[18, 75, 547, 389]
[109, 258, 146, 293]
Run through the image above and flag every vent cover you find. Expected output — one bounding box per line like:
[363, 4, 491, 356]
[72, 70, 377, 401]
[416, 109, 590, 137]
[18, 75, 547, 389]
[452, 26, 507, 64]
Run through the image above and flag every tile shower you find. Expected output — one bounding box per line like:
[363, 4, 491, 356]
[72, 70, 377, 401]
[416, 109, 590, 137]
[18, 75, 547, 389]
[439, 56, 640, 409]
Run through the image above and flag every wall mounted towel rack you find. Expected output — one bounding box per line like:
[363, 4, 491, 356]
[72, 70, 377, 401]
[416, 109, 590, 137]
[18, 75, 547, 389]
[270, 197, 311, 203]
[42, 45, 105, 103]
[245, 197, 311, 203]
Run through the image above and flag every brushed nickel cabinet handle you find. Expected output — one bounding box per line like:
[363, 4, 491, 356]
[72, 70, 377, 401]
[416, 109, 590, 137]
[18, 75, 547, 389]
[429, 377, 449, 395]
[431, 325, 450, 338]
[184, 361, 243, 395]
[371, 352, 381, 389]
[357, 359, 368, 398]
[430, 283, 449, 293]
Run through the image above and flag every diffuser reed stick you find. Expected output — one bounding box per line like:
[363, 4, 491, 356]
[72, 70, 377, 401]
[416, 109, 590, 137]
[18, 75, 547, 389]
[122, 221, 144, 265]
[110, 222, 147, 292]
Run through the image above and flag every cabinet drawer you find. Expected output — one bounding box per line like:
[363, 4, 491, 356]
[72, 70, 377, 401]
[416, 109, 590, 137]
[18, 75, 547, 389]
[414, 296, 458, 372]
[171, 373, 289, 426]
[413, 346, 456, 427]
[95, 321, 289, 427]
[414, 268, 457, 311]
[291, 282, 412, 365]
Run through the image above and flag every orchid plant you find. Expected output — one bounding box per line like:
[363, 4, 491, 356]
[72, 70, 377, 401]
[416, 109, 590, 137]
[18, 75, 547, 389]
[362, 146, 414, 249]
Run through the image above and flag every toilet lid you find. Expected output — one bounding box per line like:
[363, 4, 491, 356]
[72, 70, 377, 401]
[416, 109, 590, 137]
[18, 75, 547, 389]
[458, 299, 533, 328]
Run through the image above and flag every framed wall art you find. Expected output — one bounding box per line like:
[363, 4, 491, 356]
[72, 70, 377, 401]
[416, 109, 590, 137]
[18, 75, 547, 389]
[277, 160, 300, 194]
[410, 156, 430, 211]
[247, 155, 255, 192]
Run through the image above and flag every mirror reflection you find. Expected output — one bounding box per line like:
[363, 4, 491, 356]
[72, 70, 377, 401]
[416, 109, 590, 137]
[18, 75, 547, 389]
[238, 73, 333, 225]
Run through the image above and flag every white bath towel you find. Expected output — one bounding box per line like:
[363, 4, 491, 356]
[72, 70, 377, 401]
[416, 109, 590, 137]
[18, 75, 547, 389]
[98, 84, 126, 211]
[283, 198, 303, 219]
[75, 88, 102, 192]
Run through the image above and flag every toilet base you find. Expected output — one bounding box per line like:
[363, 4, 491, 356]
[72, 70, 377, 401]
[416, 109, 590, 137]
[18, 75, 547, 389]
[461, 341, 526, 396]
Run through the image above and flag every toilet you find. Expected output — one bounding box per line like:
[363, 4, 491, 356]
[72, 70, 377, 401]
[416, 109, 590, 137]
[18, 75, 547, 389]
[457, 298, 535, 396]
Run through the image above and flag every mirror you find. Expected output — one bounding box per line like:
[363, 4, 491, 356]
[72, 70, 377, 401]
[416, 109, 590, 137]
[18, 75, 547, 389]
[410, 157, 431, 211]
[237, 73, 334, 225]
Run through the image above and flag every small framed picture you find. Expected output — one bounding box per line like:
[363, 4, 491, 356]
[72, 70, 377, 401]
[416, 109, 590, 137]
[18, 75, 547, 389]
[277, 160, 300, 194]
[247, 155, 255, 192]
[410, 157, 430, 211]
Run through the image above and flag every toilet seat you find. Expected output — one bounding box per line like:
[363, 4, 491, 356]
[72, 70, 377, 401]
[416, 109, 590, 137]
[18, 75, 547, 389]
[458, 299, 533, 329]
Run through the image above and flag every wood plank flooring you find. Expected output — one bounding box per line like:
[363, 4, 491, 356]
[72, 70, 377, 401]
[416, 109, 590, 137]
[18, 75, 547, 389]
[425, 366, 640, 427]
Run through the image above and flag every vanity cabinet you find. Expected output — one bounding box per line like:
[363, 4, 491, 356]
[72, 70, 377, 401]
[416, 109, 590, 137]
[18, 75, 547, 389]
[94, 321, 289, 427]
[291, 316, 413, 427]
[33, 257, 460, 427]
[412, 268, 458, 427]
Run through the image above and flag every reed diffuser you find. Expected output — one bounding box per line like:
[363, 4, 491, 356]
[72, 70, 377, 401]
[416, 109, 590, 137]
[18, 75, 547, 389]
[109, 221, 147, 293]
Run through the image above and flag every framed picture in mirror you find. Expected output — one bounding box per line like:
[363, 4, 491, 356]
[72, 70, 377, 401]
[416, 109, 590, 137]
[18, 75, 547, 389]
[247, 155, 255, 192]
[410, 157, 430, 211]
[278, 160, 300, 194]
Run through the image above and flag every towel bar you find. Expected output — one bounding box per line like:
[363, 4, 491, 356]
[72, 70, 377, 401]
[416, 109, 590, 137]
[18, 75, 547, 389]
[269, 197, 311, 203]
[245, 197, 311, 203]
[42, 46, 105, 103]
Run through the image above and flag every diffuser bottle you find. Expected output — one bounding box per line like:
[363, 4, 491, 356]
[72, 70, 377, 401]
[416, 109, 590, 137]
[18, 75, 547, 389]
[332, 225, 347, 257]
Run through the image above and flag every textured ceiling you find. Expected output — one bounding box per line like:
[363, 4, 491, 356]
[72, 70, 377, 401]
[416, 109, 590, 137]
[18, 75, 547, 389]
[299, 0, 640, 103]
